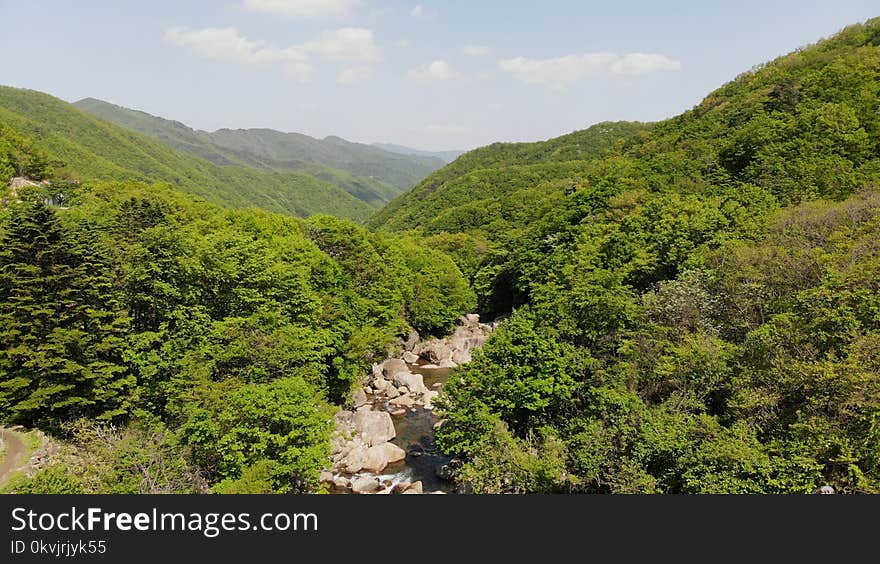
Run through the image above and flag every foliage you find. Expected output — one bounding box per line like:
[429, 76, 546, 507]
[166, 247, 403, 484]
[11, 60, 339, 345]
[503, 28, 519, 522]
[432, 19, 880, 493]
[0, 88, 373, 221]
[0, 180, 473, 492]
[73, 97, 443, 205]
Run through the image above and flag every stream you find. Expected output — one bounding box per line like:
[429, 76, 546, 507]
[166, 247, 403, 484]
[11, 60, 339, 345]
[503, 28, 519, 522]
[382, 363, 456, 493]
[326, 314, 498, 494]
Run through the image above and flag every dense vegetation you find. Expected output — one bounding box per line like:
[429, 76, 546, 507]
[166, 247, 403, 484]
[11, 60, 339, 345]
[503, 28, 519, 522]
[0, 87, 375, 221]
[412, 19, 880, 493]
[74, 98, 443, 206]
[0, 181, 473, 493]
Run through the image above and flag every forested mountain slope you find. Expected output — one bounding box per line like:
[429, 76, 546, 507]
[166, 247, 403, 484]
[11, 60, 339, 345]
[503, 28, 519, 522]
[368, 121, 649, 233]
[411, 18, 880, 493]
[74, 98, 443, 205]
[0, 178, 473, 493]
[0, 87, 374, 220]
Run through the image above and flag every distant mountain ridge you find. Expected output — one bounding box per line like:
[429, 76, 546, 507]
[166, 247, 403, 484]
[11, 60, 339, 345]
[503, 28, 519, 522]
[73, 98, 446, 206]
[0, 87, 375, 221]
[371, 143, 465, 164]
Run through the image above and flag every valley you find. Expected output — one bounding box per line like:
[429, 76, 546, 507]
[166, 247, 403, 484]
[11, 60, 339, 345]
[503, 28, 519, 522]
[1, 17, 880, 495]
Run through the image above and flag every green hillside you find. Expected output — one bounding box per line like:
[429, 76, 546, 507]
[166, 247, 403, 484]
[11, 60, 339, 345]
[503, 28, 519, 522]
[405, 19, 880, 493]
[73, 97, 442, 205]
[368, 121, 650, 233]
[0, 87, 373, 221]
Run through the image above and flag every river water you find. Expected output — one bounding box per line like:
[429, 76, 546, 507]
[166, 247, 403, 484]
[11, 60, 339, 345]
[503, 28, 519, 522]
[380, 363, 456, 493]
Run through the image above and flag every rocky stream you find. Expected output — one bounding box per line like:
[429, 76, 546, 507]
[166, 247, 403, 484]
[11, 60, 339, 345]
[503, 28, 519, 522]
[321, 314, 499, 494]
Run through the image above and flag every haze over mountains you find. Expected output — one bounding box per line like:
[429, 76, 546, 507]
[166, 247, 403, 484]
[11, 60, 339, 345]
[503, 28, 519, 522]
[371, 143, 465, 164]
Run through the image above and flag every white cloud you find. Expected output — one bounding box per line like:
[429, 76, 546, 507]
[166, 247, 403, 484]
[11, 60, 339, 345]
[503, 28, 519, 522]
[462, 45, 490, 57]
[426, 124, 467, 134]
[499, 53, 616, 89]
[243, 0, 358, 18]
[165, 27, 313, 81]
[393, 39, 410, 48]
[499, 51, 680, 88]
[410, 4, 437, 18]
[610, 53, 681, 75]
[408, 60, 456, 82]
[304, 27, 380, 62]
[166, 26, 381, 82]
[337, 66, 373, 84]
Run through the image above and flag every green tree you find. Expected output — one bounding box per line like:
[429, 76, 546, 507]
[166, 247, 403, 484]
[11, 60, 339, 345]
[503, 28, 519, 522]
[0, 203, 133, 429]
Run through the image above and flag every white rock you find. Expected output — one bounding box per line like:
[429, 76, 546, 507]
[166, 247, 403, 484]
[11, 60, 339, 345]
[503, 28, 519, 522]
[402, 351, 420, 364]
[389, 395, 416, 408]
[422, 390, 440, 409]
[361, 443, 407, 473]
[392, 372, 428, 394]
[351, 387, 368, 409]
[352, 410, 396, 446]
[383, 359, 408, 378]
[351, 476, 381, 494]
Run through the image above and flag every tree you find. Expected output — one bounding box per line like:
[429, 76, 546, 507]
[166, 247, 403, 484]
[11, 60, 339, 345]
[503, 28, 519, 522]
[181, 377, 332, 493]
[0, 203, 133, 429]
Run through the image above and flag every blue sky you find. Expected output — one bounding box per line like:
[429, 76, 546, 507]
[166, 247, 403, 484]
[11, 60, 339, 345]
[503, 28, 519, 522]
[1, 1, 877, 150]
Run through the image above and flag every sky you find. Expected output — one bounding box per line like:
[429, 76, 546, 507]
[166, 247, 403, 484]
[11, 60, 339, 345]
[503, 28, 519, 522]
[1, 1, 878, 151]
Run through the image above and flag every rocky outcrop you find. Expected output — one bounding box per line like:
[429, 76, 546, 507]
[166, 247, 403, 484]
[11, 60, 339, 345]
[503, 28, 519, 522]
[413, 315, 492, 367]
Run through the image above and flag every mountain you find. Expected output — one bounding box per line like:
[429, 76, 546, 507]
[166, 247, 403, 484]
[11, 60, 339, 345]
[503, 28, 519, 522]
[73, 98, 445, 205]
[0, 87, 374, 220]
[377, 19, 880, 494]
[372, 143, 465, 164]
[367, 121, 650, 233]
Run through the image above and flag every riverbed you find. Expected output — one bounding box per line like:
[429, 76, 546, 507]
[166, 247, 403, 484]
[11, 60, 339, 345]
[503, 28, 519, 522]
[383, 363, 455, 493]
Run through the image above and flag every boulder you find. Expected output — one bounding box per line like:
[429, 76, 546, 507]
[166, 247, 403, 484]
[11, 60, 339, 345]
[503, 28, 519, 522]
[389, 395, 416, 408]
[421, 342, 452, 363]
[383, 359, 408, 378]
[392, 372, 428, 394]
[332, 476, 350, 491]
[385, 386, 400, 399]
[402, 351, 420, 364]
[465, 313, 480, 324]
[350, 387, 368, 409]
[342, 445, 369, 473]
[352, 411, 396, 446]
[319, 471, 335, 484]
[438, 359, 458, 369]
[402, 481, 423, 494]
[398, 386, 409, 395]
[390, 408, 407, 417]
[422, 390, 440, 409]
[362, 443, 407, 473]
[403, 330, 420, 351]
[452, 349, 472, 364]
[372, 363, 384, 380]
[351, 476, 381, 494]
[373, 377, 389, 392]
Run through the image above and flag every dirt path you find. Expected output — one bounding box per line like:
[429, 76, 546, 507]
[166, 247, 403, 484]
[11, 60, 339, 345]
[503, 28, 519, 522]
[0, 428, 27, 487]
